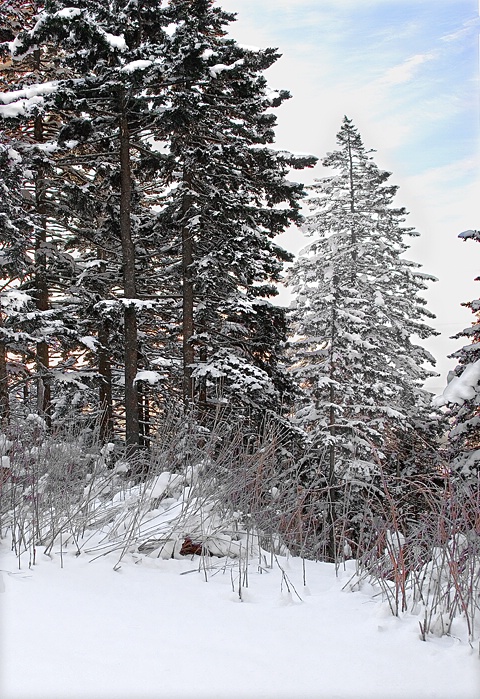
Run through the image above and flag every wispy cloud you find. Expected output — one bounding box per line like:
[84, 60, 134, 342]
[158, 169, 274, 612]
[441, 16, 480, 43]
[379, 52, 436, 86]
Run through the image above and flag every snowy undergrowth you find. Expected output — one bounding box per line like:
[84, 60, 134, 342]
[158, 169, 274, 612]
[0, 419, 288, 572]
[1, 420, 479, 650]
[350, 477, 480, 643]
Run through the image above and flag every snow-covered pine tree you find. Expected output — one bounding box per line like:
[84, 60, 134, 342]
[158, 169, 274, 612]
[1, 2, 93, 427]
[1, 4, 59, 424]
[158, 0, 315, 424]
[288, 117, 438, 545]
[6, 0, 315, 445]
[0, 138, 35, 421]
[16, 0, 175, 450]
[434, 229, 480, 484]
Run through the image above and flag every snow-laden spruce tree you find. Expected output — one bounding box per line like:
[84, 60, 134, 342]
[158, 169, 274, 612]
[288, 117, 439, 544]
[158, 0, 315, 422]
[0, 139, 36, 422]
[12, 0, 176, 450]
[0, 4, 82, 427]
[434, 229, 480, 484]
[6, 0, 314, 445]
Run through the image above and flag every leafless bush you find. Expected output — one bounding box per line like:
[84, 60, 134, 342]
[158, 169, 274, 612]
[0, 412, 301, 569]
[348, 469, 480, 641]
[2, 412, 478, 642]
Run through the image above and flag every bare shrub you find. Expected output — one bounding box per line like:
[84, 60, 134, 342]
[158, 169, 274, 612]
[348, 469, 480, 641]
[2, 412, 478, 642]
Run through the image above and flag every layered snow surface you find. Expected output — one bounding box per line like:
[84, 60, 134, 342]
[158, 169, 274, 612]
[1, 542, 478, 699]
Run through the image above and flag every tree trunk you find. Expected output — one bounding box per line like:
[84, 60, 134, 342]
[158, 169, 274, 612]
[97, 248, 114, 443]
[119, 108, 139, 453]
[138, 381, 151, 449]
[327, 284, 338, 562]
[198, 344, 207, 413]
[0, 335, 9, 424]
[181, 185, 194, 406]
[327, 388, 336, 562]
[346, 130, 357, 284]
[34, 113, 51, 428]
[98, 319, 114, 443]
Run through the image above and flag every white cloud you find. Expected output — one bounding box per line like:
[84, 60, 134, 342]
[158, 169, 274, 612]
[441, 16, 480, 43]
[379, 52, 436, 86]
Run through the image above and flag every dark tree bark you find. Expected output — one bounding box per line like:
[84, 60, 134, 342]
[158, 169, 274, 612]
[346, 129, 357, 283]
[327, 284, 337, 562]
[198, 344, 207, 413]
[138, 381, 151, 449]
[181, 185, 194, 406]
[119, 108, 139, 452]
[98, 319, 114, 443]
[96, 248, 114, 442]
[34, 113, 51, 427]
[0, 334, 9, 423]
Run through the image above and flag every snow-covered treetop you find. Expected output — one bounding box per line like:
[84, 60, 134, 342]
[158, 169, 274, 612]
[458, 229, 480, 242]
[288, 116, 439, 462]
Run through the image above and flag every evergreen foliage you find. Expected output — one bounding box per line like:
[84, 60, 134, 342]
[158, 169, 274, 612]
[157, 0, 316, 419]
[434, 229, 480, 483]
[1, 0, 314, 445]
[1, 3, 474, 591]
[0, 139, 35, 421]
[0, 1, 86, 426]
[288, 117, 439, 541]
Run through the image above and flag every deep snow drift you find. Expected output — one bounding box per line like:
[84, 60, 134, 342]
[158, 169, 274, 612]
[1, 542, 478, 699]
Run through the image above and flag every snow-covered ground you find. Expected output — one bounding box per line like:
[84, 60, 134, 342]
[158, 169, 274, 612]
[1, 542, 478, 699]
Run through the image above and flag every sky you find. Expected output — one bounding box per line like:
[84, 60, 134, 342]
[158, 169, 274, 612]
[218, 0, 480, 394]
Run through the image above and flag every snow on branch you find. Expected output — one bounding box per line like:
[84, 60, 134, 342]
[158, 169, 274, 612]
[433, 359, 480, 407]
[458, 229, 480, 241]
[55, 8, 82, 20]
[98, 29, 127, 51]
[134, 371, 163, 386]
[0, 81, 58, 118]
[209, 59, 244, 77]
[121, 59, 153, 73]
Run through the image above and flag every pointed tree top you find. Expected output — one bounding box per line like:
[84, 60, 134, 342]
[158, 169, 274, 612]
[459, 229, 480, 242]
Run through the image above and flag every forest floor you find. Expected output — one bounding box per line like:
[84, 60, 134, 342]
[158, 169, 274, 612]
[0, 539, 479, 699]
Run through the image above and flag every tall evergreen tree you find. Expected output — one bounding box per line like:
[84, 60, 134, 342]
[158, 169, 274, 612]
[16, 0, 174, 450]
[0, 138, 35, 421]
[4, 0, 315, 446]
[434, 229, 480, 484]
[288, 117, 438, 543]
[1, 1, 87, 425]
[159, 0, 315, 422]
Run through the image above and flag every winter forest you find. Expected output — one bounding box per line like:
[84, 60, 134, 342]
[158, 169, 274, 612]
[0, 2, 479, 698]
